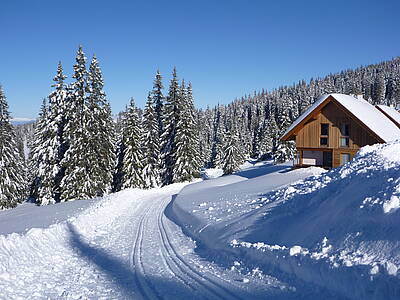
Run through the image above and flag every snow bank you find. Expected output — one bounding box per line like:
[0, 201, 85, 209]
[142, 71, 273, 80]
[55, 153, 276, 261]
[168, 141, 400, 299]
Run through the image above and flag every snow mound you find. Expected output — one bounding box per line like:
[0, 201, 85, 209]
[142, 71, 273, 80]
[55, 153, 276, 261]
[169, 141, 400, 299]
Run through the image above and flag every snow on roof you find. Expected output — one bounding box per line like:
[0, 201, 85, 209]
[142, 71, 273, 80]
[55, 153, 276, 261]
[282, 93, 400, 143]
[376, 105, 400, 127]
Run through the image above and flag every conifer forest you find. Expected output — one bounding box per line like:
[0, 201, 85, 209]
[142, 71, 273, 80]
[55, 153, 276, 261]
[1, 47, 400, 209]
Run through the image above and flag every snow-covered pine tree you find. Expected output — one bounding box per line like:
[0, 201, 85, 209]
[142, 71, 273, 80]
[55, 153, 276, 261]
[112, 115, 127, 192]
[152, 70, 164, 137]
[121, 98, 145, 189]
[172, 81, 200, 182]
[221, 125, 243, 175]
[29, 99, 48, 199]
[60, 46, 93, 201]
[372, 71, 385, 105]
[0, 85, 26, 209]
[273, 141, 296, 164]
[86, 55, 116, 196]
[209, 106, 224, 168]
[142, 93, 161, 188]
[32, 63, 69, 205]
[186, 82, 201, 172]
[160, 68, 180, 185]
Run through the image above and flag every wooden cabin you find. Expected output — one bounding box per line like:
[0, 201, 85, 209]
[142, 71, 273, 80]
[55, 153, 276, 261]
[281, 94, 400, 168]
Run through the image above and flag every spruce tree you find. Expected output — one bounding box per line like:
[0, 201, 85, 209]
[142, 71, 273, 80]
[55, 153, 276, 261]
[31, 63, 69, 204]
[121, 98, 145, 189]
[209, 106, 224, 168]
[142, 93, 161, 188]
[221, 126, 243, 175]
[0, 86, 26, 209]
[29, 99, 48, 199]
[372, 71, 385, 105]
[160, 68, 180, 185]
[86, 55, 116, 195]
[173, 81, 200, 182]
[273, 141, 296, 164]
[60, 46, 93, 201]
[152, 70, 164, 137]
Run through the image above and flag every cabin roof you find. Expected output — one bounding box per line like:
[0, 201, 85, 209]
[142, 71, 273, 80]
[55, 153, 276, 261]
[281, 93, 400, 143]
[376, 105, 400, 128]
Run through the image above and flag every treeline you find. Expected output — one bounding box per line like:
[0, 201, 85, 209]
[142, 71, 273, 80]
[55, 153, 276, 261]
[196, 57, 400, 167]
[1, 53, 399, 209]
[0, 47, 200, 209]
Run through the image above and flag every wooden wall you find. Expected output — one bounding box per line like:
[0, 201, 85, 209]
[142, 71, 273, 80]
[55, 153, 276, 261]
[295, 101, 379, 150]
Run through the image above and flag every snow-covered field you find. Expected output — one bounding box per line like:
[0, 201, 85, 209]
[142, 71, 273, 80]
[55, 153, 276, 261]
[1, 141, 399, 299]
[169, 141, 400, 299]
[0, 183, 295, 299]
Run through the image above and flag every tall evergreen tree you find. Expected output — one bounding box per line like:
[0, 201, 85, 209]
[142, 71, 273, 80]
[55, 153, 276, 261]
[209, 106, 224, 168]
[274, 141, 296, 164]
[86, 55, 116, 196]
[372, 71, 385, 105]
[60, 46, 93, 201]
[152, 70, 164, 137]
[32, 63, 69, 204]
[121, 98, 145, 189]
[173, 81, 200, 182]
[221, 126, 243, 175]
[142, 93, 161, 188]
[0, 86, 26, 209]
[160, 68, 180, 185]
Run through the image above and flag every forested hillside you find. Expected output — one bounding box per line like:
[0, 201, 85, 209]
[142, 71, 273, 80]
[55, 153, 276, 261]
[2, 54, 399, 208]
[197, 57, 400, 168]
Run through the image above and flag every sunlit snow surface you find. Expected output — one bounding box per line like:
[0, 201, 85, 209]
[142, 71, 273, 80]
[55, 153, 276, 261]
[0, 184, 296, 299]
[170, 140, 400, 300]
[1, 141, 399, 299]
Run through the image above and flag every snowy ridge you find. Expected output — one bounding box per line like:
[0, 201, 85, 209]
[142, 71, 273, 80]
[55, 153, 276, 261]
[169, 141, 400, 299]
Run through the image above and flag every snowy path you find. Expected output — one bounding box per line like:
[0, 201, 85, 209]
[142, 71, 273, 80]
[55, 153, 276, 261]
[1, 183, 293, 299]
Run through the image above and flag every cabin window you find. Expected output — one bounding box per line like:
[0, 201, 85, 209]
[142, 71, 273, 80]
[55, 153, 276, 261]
[320, 124, 329, 146]
[340, 124, 349, 147]
[341, 153, 351, 165]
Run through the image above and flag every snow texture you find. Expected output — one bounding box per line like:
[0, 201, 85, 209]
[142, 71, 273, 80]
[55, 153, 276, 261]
[0, 183, 295, 299]
[376, 105, 400, 126]
[169, 140, 400, 299]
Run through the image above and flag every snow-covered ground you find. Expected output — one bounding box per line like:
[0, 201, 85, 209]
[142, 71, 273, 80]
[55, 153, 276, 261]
[169, 141, 400, 299]
[0, 183, 296, 299]
[1, 141, 399, 299]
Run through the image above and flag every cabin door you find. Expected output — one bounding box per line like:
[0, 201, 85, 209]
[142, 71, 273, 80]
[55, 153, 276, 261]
[322, 151, 332, 168]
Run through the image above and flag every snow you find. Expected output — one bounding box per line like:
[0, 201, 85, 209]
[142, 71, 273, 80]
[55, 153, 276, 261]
[383, 195, 400, 213]
[169, 140, 400, 299]
[200, 167, 223, 179]
[289, 245, 303, 256]
[376, 105, 400, 126]
[0, 183, 295, 299]
[10, 117, 36, 126]
[282, 93, 400, 142]
[2, 141, 400, 299]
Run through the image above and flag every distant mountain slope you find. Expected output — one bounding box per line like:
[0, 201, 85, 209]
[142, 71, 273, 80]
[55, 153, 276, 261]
[10, 118, 36, 126]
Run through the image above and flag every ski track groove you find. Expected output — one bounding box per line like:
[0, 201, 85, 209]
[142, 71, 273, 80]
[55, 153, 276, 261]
[153, 197, 199, 294]
[156, 195, 242, 300]
[130, 198, 163, 300]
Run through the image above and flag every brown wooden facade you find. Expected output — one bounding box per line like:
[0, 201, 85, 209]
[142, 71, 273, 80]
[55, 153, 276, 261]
[282, 95, 383, 168]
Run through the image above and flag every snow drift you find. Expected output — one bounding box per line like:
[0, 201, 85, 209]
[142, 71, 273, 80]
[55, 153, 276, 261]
[168, 141, 400, 299]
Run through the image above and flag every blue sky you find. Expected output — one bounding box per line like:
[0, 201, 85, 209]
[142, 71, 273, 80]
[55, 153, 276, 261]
[1, 0, 399, 118]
